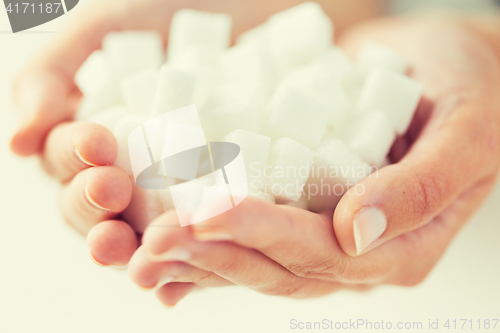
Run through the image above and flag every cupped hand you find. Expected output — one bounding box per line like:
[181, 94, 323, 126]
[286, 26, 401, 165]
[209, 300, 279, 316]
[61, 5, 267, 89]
[129, 15, 500, 306]
[9, 0, 380, 267]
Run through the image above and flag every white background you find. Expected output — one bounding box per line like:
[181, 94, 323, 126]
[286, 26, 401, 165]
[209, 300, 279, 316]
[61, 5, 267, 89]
[0, 1, 499, 332]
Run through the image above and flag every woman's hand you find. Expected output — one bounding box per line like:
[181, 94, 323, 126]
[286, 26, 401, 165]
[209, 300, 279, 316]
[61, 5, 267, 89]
[9, 0, 382, 266]
[129, 15, 500, 306]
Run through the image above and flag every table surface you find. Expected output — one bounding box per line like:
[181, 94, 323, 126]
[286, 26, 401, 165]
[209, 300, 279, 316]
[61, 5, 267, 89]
[0, 3, 499, 333]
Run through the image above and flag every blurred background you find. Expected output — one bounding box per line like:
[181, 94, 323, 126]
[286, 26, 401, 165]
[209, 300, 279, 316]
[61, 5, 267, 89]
[1, 1, 499, 332]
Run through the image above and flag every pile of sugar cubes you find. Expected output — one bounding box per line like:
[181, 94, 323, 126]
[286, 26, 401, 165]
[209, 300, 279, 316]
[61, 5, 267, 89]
[75, 2, 423, 231]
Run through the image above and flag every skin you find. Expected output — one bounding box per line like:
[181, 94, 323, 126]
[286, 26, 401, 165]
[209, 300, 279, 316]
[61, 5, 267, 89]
[9, 0, 500, 307]
[133, 16, 500, 305]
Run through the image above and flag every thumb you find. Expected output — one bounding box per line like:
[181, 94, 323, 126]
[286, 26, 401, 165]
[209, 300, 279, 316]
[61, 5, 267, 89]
[334, 97, 499, 256]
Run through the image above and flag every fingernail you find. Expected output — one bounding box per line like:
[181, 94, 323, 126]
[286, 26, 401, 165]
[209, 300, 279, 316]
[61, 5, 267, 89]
[353, 206, 387, 255]
[85, 185, 114, 211]
[148, 247, 191, 262]
[75, 146, 98, 167]
[89, 251, 108, 267]
[162, 303, 176, 309]
[155, 275, 174, 289]
[191, 227, 232, 242]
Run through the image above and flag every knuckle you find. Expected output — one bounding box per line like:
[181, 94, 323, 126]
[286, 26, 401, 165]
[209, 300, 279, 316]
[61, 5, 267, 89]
[212, 255, 244, 275]
[262, 280, 306, 298]
[286, 254, 350, 280]
[406, 169, 447, 218]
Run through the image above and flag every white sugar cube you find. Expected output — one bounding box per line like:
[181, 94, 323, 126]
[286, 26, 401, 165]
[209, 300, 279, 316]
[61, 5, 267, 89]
[357, 68, 423, 134]
[267, 84, 330, 149]
[357, 41, 409, 74]
[76, 74, 123, 119]
[167, 46, 222, 109]
[219, 41, 278, 97]
[86, 105, 129, 132]
[151, 65, 196, 117]
[75, 50, 112, 96]
[266, 137, 314, 203]
[168, 45, 220, 70]
[312, 47, 355, 80]
[102, 31, 164, 76]
[236, 22, 269, 45]
[167, 9, 232, 61]
[200, 83, 262, 141]
[160, 123, 207, 173]
[224, 129, 271, 193]
[307, 139, 370, 212]
[113, 115, 149, 175]
[281, 62, 350, 126]
[345, 111, 395, 167]
[144, 105, 206, 162]
[120, 69, 160, 115]
[267, 2, 333, 72]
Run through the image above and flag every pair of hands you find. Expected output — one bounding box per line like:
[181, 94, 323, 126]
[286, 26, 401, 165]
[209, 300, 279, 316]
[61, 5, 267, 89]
[10, 0, 500, 306]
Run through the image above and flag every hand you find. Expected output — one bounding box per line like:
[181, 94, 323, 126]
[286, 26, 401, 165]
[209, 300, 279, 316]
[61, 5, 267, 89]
[128, 15, 500, 306]
[9, 0, 382, 265]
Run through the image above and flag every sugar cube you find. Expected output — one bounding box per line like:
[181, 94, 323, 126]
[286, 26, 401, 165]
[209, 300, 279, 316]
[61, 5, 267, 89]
[200, 83, 262, 141]
[281, 62, 351, 126]
[224, 129, 271, 193]
[266, 84, 330, 149]
[76, 74, 123, 119]
[357, 67, 423, 134]
[120, 69, 160, 116]
[267, 2, 333, 72]
[345, 111, 395, 167]
[75, 50, 112, 96]
[311, 46, 355, 80]
[86, 105, 129, 132]
[266, 137, 315, 203]
[236, 22, 269, 45]
[113, 115, 149, 175]
[167, 9, 232, 61]
[357, 41, 409, 75]
[102, 31, 164, 76]
[307, 139, 370, 212]
[219, 41, 279, 97]
[151, 65, 196, 117]
[168, 45, 220, 71]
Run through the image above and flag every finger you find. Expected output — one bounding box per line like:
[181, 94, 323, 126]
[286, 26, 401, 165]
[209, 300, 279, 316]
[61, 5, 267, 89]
[87, 220, 139, 267]
[188, 189, 490, 286]
[155, 283, 198, 307]
[60, 166, 132, 235]
[41, 121, 117, 182]
[10, 0, 175, 157]
[143, 211, 341, 298]
[128, 245, 232, 290]
[189, 199, 381, 283]
[334, 94, 500, 256]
